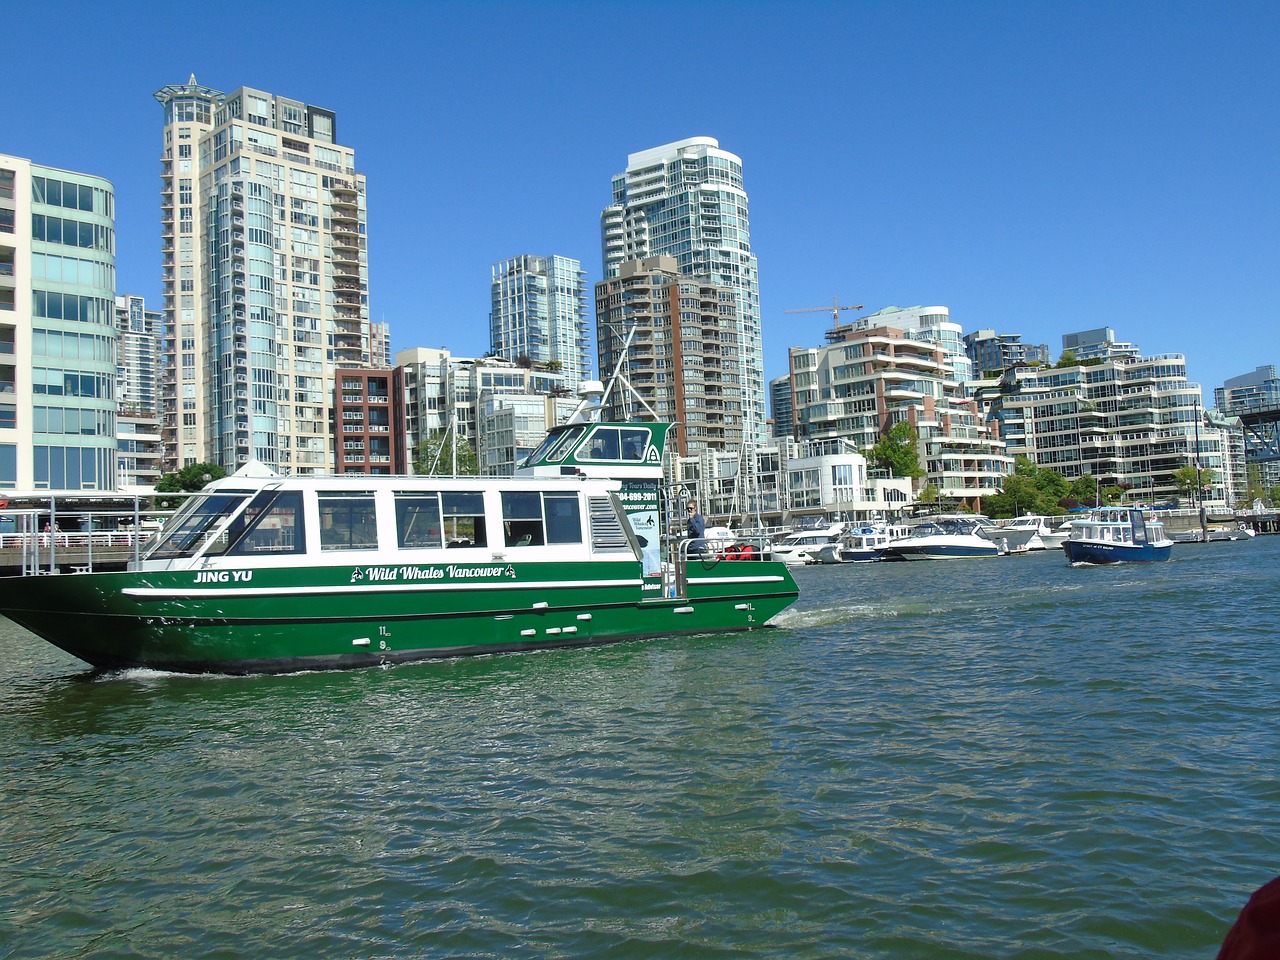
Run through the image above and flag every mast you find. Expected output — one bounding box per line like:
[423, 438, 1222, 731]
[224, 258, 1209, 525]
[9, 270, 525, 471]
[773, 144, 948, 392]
[1194, 396, 1208, 542]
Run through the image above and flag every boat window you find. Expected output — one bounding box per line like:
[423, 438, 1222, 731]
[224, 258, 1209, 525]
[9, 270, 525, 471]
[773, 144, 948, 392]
[500, 491, 584, 547]
[524, 425, 587, 466]
[502, 491, 544, 547]
[581, 427, 621, 461]
[142, 492, 252, 561]
[545, 493, 582, 544]
[223, 490, 305, 555]
[318, 492, 378, 551]
[442, 491, 486, 547]
[395, 493, 443, 549]
[546, 425, 588, 462]
[620, 428, 650, 460]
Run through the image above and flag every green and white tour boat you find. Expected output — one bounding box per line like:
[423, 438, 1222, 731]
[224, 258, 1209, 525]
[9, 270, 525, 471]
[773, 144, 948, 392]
[0, 400, 798, 674]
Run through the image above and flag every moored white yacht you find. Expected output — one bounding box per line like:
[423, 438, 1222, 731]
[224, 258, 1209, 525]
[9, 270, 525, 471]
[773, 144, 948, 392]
[812, 523, 912, 563]
[771, 522, 846, 566]
[997, 515, 1071, 550]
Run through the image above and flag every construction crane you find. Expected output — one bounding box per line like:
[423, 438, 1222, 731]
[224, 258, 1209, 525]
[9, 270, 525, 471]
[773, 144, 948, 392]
[784, 297, 865, 327]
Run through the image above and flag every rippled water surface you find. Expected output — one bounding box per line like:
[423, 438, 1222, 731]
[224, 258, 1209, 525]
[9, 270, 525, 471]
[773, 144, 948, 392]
[3, 538, 1279, 958]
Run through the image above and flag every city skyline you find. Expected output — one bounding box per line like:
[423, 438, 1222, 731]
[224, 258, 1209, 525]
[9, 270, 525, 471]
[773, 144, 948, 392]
[3, 1, 1277, 401]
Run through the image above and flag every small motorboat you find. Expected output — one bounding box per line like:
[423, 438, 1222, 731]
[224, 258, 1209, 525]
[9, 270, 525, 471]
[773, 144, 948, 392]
[880, 518, 1005, 561]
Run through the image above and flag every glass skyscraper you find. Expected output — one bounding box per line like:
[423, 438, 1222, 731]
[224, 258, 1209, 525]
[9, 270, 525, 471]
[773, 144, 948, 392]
[600, 137, 765, 443]
[490, 255, 589, 385]
[0, 153, 117, 491]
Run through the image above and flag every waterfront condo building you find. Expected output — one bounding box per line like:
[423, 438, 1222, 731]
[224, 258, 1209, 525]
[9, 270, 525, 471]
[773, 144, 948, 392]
[490, 255, 590, 386]
[0, 154, 117, 492]
[595, 256, 744, 457]
[981, 353, 1240, 508]
[1061, 327, 1139, 362]
[789, 309, 1010, 511]
[600, 138, 765, 444]
[963, 328, 1050, 377]
[154, 76, 371, 475]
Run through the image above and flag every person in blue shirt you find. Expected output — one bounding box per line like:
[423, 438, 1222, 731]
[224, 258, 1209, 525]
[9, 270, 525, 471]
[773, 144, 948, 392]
[686, 501, 706, 556]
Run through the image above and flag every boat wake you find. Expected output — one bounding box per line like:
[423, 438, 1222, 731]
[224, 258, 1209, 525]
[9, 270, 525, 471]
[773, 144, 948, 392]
[771, 603, 891, 630]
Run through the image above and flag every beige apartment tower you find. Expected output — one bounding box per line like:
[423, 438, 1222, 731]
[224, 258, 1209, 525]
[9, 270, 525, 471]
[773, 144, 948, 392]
[154, 76, 370, 474]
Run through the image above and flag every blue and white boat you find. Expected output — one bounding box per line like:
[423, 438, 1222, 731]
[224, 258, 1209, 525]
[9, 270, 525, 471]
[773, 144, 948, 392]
[880, 518, 1005, 561]
[1062, 507, 1173, 564]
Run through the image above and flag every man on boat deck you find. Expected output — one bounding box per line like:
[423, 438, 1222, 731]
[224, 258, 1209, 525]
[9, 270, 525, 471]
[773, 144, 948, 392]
[687, 501, 706, 556]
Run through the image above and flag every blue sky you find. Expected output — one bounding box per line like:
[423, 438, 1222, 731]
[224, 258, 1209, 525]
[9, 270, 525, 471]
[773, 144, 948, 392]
[5, 0, 1276, 397]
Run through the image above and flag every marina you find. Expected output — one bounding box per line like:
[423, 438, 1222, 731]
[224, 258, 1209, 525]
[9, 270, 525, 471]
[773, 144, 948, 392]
[2, 537, 1277, 958]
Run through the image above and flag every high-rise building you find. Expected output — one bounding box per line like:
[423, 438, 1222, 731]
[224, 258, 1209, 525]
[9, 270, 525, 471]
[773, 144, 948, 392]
[595, 256, 743, 457]
[1214, 364, 1280, 489]
[490, 255, 589, 385]
[0, 154, 117, 491]
[601, 138, 765, 442]
[370, 320, 392, 368]
[115, 294, 163, 416]
[154, 76, 371, 475]
[334, 367, 405, 474]
[769, 375, 793, 439]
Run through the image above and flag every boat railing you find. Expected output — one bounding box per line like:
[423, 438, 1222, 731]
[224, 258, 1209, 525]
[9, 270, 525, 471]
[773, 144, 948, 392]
[0, 493, 200, 576]
[681, 533, 773, 563]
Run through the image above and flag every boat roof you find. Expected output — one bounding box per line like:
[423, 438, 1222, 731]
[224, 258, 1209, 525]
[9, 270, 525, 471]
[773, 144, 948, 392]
[201, 471, 621, 494]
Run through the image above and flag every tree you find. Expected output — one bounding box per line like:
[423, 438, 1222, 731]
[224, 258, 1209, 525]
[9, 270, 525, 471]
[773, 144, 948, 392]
[414, 431, 479, 476]
[1067, 474, 1099, 506]
[868, 422, 924, 481]
[985, 473, 1039, 518]
[1245, 464, 1270, 505]
[155, 462, 226, 493]
[985, 458, 1076, 518]
[1173, 464, 1217, 502]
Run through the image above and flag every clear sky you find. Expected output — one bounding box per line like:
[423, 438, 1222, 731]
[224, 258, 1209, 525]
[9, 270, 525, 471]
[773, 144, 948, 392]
[5, 0, 1276, 398]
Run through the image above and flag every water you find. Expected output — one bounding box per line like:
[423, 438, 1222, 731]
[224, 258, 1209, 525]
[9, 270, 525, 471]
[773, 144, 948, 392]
[2, 539, 1278, 958]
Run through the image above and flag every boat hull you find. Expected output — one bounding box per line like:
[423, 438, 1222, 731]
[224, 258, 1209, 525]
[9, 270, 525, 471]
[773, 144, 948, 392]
[1062, 540, 1173, 564]
[881, 537, 1002, 560]
[0, 557, 798, 673]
